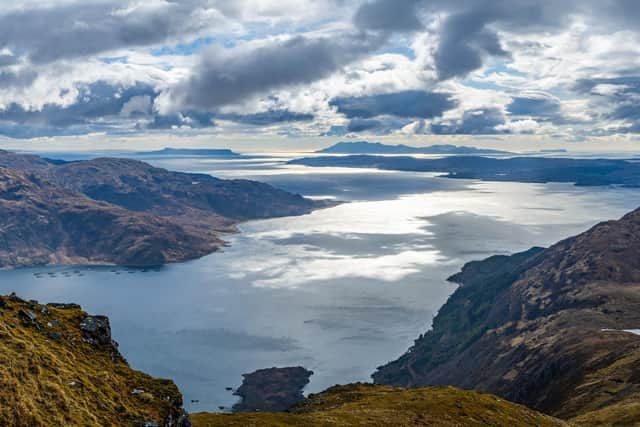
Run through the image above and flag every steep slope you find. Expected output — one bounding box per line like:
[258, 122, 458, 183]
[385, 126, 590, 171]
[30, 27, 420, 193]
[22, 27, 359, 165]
[47, 157, 321, 231]
[0, 151, 329, 268]
[0, 294, 190, 426]
[0, 149, 53, 172]
[191, 384, 564, 427]
[374, 208, 640, 422]
[0, 166, 221, 268]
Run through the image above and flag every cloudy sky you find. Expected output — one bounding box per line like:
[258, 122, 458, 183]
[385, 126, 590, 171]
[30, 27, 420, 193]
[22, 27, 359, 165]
[1, 0, 640, 151]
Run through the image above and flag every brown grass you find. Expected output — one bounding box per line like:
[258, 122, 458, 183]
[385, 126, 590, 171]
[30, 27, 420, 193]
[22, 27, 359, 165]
[0, 295, 184, 426]
[191, 383, 566, 426]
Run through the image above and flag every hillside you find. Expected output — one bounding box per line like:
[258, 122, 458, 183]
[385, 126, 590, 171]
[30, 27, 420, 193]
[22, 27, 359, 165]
[0, 294, 190, 426]
[0, 167, 221, 268]
[373, 207, 640, 423]
[191, 383, 564, 427]
[0, 151, 328, 268]
[47, 157, 321, 227]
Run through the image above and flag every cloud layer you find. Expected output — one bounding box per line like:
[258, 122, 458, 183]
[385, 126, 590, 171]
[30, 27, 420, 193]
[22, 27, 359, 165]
[1, 1, 640, 143]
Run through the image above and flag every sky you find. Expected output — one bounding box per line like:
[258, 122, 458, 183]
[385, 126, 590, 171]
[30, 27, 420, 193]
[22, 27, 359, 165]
[1, 0, 640, 152]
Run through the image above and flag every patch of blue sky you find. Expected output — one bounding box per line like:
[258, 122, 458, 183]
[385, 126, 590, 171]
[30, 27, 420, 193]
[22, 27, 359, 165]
[151, 36, 227, 56]
[462, 80, 506, 91]
[100, 56, 128, 64]
[484, 62, 528, 78]
[462, 61, 528, 91]
[382, 46, 416, 59]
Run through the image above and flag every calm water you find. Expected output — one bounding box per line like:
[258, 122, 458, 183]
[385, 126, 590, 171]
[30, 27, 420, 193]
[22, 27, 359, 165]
[1, 153, 639, 411]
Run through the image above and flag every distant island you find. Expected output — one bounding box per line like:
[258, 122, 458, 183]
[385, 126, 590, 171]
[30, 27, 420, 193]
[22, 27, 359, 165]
[290, 155, 640, 187]
[232, 367, 313, 413]
[0, 150, 332, 269]
[317, 141, 512, 155]
[136, 147, 240, 156]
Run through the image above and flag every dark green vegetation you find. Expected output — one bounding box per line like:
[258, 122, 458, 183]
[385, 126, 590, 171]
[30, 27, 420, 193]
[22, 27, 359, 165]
[0, 150, 328, 268]
[290, 155, 640, 187]
[374, 207, 640, 424]
[0, 294, 190, 426]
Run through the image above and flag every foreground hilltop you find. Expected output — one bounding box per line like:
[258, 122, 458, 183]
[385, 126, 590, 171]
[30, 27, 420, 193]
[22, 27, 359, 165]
[374, 207, 640, 424]
[0, 150, 328, 268]
[0, 294, 190, 426]
[192, 383, 563, 427]
[0, 294, 563, 426]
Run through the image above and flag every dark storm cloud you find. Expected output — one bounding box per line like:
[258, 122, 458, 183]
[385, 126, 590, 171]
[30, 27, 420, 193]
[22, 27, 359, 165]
[347, 118, 382, 132]
[431, 108, 506, 135]
[0, 1, 207, 65]
[218, 110, 314, 126]
[506, 94, 567, 124]
[148, 111, 215, 130]
[354, 0, 424, 32]
[508, 96, 560, 117]
[0, 81, 157, 137]
[175, 32, 385, 110]
[574, 77, 640, 96]
[434, 9, 510, 80]
[346, 117, 410, 134]
[575, 76, 640, 132]
[330, 90, 457, 119]
[0, 69, 38, 88]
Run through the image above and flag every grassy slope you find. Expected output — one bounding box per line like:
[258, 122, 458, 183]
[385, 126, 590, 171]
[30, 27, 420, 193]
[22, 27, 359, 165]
[0, 295, 186, 426]
[191, 384, 565, 427]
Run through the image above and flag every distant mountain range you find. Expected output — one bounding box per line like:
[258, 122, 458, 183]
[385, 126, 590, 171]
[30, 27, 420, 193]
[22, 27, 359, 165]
[373, 206, 640, 424]
[136, 147, 240, 156]
[0, 150, 329, 268]
[317, 141, 512, 155]
[290, 155, 640, 187]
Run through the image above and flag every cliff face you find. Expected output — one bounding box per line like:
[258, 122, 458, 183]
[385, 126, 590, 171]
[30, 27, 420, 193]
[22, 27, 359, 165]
[373, 208, 640, 422]
[0, 151, 328, 268]
[192, 384, 564, 427]
[0, 294, 191, 426]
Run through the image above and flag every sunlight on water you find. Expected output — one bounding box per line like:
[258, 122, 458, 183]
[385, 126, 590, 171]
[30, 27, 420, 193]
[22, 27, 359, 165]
[0, 156, 639, 412]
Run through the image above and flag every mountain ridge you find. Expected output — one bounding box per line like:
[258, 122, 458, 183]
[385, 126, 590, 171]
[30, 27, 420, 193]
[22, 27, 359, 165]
[373, 206, 640, 423]
[290, 154, 640, 187]
[317, 141, 512, 155]
[0, 150, 330, 269]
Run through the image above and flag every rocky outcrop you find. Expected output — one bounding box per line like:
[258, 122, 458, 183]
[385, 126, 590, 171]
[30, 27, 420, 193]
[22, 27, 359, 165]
[0, 294, 191, 426]
[231, 367, 313, 413]
[373, 207, 640, 423]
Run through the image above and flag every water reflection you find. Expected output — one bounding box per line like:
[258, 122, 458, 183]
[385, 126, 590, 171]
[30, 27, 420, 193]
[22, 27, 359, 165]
[0, 157, 638, 412]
